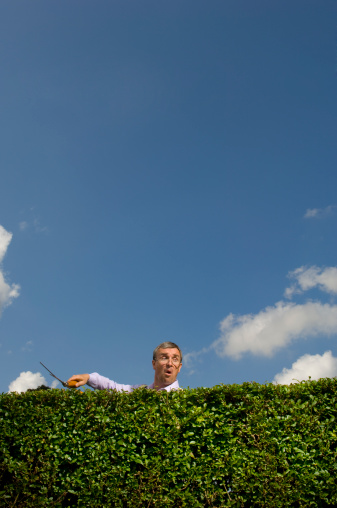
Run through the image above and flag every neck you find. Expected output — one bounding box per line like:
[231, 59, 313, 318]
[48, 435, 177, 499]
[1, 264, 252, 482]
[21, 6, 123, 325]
[153, 376, 175, 391]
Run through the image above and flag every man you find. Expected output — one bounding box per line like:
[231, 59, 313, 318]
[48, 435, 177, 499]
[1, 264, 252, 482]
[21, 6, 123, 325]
[67, 341, 182, 392]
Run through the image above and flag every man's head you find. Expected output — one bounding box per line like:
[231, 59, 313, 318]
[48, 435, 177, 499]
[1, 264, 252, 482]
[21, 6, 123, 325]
[152, 341, 182, 389]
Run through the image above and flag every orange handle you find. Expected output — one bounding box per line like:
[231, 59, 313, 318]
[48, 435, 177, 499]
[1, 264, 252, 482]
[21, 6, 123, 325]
[66, 380, 79, 388]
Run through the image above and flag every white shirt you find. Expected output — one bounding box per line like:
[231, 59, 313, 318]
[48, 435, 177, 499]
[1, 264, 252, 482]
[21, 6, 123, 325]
[88, 372, 180, 392]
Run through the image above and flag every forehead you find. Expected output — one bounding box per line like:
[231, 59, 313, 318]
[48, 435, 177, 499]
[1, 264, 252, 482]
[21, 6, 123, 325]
[157, 348, 180, 358]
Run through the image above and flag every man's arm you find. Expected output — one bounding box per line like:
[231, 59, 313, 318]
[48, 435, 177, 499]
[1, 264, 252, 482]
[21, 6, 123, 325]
[67, 372, 140, 392]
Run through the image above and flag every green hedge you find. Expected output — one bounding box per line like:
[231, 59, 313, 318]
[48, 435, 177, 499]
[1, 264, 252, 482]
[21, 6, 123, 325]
[1, 379, 337, 507]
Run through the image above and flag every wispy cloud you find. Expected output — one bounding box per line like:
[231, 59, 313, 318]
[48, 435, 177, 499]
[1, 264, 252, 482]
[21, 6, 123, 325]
[8, 371, 47, 392]
[273, 350, 337, 384]
[304, 205, 336, 219]
[21, 340, 33, 352]
[19, 221, 29, 231]
[285, 266, 337, 299]
[18, 209, 48, 234]
[33, 218, 48, 234]
[184, 347, 210, 374]
[0, 225, 20, 316]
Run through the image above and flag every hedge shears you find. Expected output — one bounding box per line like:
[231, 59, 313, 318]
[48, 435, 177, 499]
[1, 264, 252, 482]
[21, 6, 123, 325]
[40, 362, 77, 388]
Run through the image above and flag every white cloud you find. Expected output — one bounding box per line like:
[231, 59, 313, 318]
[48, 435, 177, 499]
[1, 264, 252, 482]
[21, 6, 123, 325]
[273, 350, 337, 384]
[304, 205, 336, 219]
[8, 371, 47, 392]
[0, 225, 20, 316]
[184, 265, 337, 370]
[0, 225, 12, 263]
[213, 301, 337, 359]
[0, 272, 20, 314]
[285, 266, 337, 298]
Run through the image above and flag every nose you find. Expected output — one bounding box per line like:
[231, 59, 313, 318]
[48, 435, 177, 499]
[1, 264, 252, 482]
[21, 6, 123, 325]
[166, 357, 173, 366]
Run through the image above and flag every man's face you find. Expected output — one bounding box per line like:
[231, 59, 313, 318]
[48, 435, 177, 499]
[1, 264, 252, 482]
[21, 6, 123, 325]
[152, 348, 182, 387]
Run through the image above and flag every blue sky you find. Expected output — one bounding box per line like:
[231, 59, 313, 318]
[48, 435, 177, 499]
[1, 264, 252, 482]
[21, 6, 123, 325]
[1, 1, 337, 393]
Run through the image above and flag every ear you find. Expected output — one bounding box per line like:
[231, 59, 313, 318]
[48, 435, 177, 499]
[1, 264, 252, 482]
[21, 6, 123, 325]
[152, 359, 156, 370]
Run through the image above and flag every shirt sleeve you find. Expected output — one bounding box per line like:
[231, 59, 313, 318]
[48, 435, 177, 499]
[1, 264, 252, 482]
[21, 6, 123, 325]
[87, 372, 140, 392]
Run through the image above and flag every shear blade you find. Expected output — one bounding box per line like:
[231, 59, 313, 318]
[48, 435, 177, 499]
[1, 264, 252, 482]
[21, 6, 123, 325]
[40, 361, 67, 387]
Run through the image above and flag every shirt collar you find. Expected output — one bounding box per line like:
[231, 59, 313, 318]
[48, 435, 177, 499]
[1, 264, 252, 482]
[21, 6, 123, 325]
[147, 379, 180, 391]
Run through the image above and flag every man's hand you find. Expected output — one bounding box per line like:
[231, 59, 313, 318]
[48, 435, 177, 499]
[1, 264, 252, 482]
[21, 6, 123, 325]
[67, 374, 90, 388]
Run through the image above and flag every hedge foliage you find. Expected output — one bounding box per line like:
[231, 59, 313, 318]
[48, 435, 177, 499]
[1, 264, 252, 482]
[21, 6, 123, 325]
[1, 379, 337, 507]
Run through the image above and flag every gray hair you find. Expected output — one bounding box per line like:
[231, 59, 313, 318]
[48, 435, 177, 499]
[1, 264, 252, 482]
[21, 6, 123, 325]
[153, 341, 182, 362]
